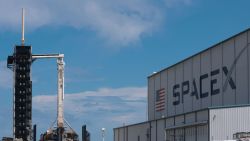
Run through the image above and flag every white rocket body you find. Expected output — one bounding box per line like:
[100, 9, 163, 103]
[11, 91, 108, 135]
[57, 57, 64, 128]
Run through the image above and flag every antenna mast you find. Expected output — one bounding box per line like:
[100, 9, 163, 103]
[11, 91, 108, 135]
[22, 8, 25, 45]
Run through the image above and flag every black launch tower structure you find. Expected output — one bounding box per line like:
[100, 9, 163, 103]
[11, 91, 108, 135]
[7, 45, 32, 141]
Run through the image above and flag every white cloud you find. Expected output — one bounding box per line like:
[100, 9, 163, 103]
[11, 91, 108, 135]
[0, 61, 12, 89]
[0, 1, 51, 31]
[33, 87, 147, 118]
[0, 0, 163, 46]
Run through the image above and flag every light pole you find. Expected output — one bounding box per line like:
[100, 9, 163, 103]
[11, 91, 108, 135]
[101, 128, 105, 141]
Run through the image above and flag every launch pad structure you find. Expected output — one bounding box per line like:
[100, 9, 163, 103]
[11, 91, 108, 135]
[3, 9, 90, 141]
[7, 48, 86, 141]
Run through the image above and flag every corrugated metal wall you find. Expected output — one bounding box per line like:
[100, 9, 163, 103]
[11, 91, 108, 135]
[114, 122, 150, 141]
[148, 76, 155, 120]
[197, 125, 208, 141]
[165, 110, 209, 141]
[157, 119, 165, 141]
[114, 129, 119, 141]
[185, 127, 196, 141]
[114, 109, 210, 141]
[151, 121, 157, 141]
[148, 29, 250, 120]
[114, 106, 250, 141]
[209, 106, 250, 140]
[118, 127, 125, 141]
[167, 67, 176, 116]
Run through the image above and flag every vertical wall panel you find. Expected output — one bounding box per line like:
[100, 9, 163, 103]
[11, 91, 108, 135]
[166, 117, 175, 127]
[248, 30, 250, 42]
[127, 127, 134, 141]
[197, 125, 208, 141]
[118, 128, 125, 141]
[148, 77, 155, 120]
[201, 50, 211, 108]
[175, 64, 184, 115]
[140, 123, 150, 141]
[124, 127, 128, 141]
[127, 123, 149, 141]
[248, 31, 250, 103]
[235, 32, 248, 104]
[210, 106, 250, 140]
[192, 55, 201, 111]
[175, 129, 184, 141]
[165, 130, 174, 141]
[185, 127, 196, 141]
[155, 74, 162, 119]
[151, 121, 157, 141]
[183, 59, 193, 113]
[175, 115, 184, 126]
[161, 71, 168, 117]
[211, 45, 223, 106]
[157, 119, 165, 141]
[114, 129, 119, 141]
[167, 68, 176, 116]
[185, 113, 196, 123]
[196, 110, 208, 121]
[222, 39, 236, 105]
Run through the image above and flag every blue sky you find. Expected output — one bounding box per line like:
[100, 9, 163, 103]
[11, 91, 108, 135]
[0, 0, 250, 141]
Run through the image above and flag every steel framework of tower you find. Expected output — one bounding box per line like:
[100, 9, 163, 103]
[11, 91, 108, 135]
[7, 45, 32, 141]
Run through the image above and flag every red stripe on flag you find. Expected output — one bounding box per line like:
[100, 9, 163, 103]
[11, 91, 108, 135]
[156, 105, 164, 108]
[156, 106, 165, 109]
[156, 104, 164, 108]
[158, 94, 165, 97]
[156, 108, 165, 111]
[158, 91, 165, 94]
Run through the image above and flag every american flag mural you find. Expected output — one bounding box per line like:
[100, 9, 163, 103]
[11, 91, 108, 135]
[155, 88, 165, 112]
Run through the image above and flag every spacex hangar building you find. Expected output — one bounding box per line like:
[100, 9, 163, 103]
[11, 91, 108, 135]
[114, 28, 250, 141]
